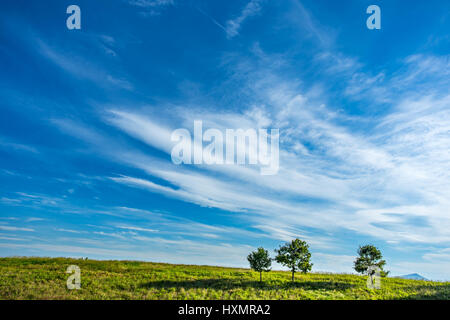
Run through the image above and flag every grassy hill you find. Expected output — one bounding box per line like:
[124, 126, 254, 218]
[0, 257, 448, 300]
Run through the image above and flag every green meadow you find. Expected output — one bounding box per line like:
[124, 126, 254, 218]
[0, 257, 449, 300]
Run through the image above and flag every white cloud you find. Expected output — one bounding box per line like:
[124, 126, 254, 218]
[26, 217, 45, 222]
[312, 253, 356, 274]
[39, 7, 450, 277]
[116, 225, 158, 233]
[0, 234, 27, 241]
[289, 0, 334, 47]
[0, 226, 34, 232]
[93, 231, 128, 240]
[127, 0, 174, 8]
[37, 39, 133, 91]
[55, 228, 84, 234]
[225, 0, 263, 39]
[53, 57, 450, 250]
[0, 137, 39, 154]
[101, 52, 450, 250]
[127, 0, 174, 16]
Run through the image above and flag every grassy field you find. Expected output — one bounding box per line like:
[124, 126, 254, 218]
[0, 257, 449, 300]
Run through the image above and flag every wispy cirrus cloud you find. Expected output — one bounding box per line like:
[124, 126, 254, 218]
[0, 136, 39, 154]
[0, 226, 34, 232]
[47, 46, 450, 253]
[116, 225, 158, 233]
[127, 0, 174, 7]
[127, 0, 174, 17]
[54, 228, 85, 234]
[2, 0, 449, 280]
[1, 192, 63, 208]
[37, 40, 133, 91]
[225, 0, 263, 39]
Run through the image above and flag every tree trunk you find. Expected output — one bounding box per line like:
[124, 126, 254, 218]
[292, 269, 295, 282]
[260, 272, 262, 283]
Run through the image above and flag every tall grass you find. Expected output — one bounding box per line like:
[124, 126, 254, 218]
[0, 257, 448, 300]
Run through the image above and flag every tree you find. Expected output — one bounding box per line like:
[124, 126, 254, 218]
[247, 247, 272, 282]
[354, 245, 389, 277]
[275, 239, 313, 281]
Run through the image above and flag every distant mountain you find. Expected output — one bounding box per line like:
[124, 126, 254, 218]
[397, 273, 428, 281]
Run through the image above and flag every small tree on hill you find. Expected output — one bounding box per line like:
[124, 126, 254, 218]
[275, 239, 313, 281]
[354, 245, 389, 277]
[247, 247, 272, 282]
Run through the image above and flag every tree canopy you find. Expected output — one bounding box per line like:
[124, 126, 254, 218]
[274, 239, 312, 281]
[354, 244, 389, 277]
[247, 247, 272, 282]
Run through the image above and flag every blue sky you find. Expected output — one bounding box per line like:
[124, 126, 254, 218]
[0, 0, 449, 280]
